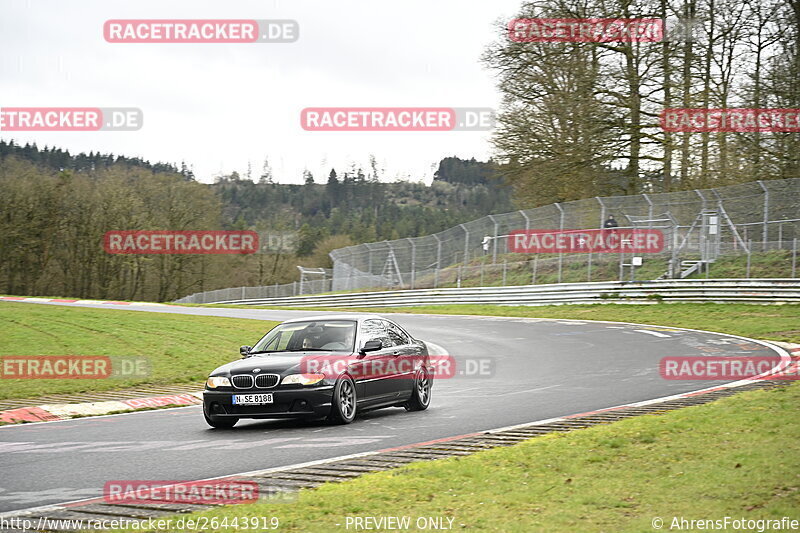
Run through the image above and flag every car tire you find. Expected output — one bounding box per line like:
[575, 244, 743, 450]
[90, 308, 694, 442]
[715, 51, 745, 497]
[327, 375, 357, 424]
[404, 368, 431, 412]
[204, 409, 238, 429]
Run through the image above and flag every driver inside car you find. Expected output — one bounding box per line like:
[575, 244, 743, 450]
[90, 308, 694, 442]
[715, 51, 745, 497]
[320, 329, 354, 351]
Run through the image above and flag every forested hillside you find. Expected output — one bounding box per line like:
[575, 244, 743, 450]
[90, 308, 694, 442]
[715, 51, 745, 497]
[216, 157, 509, 255]
[0, 142, 510, 301]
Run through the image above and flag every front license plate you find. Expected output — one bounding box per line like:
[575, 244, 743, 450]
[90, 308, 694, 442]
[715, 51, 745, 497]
[232, 393, 273, 405]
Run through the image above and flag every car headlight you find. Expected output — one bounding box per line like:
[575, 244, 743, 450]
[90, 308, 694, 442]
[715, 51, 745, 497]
[282, 373, 325, 386]
[206, 376, 231, 388]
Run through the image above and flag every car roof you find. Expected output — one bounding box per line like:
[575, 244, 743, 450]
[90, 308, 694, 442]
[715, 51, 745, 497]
[282, 314, 387, 324]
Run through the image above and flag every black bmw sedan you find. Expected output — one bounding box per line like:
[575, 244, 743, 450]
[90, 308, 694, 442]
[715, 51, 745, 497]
[203, 315, 433, 428]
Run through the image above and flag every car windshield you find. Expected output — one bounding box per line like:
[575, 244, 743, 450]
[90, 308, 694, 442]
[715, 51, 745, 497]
[250, 320, 357, 353]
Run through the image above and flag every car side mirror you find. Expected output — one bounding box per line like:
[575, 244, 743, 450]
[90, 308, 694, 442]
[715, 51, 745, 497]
[240, 345, 252, 358]
[360, 340, 382, 355]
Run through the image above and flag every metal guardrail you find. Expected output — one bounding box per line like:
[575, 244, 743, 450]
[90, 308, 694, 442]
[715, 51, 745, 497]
[202, 279, 800, 307]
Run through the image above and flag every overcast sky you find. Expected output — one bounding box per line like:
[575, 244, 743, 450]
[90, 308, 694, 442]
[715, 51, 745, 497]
[0, 0, 523, 184]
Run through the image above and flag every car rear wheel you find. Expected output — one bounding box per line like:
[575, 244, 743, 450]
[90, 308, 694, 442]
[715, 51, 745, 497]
[204, 408, 238, 429]
[404, 368, 431, 411]
[327, 375, 357, 424]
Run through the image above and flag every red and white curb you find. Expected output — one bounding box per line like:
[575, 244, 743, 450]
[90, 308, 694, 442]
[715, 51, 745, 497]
[772, 341, 800, 376]
[0, 296, 168, 306]
[0, 392, 202, 425]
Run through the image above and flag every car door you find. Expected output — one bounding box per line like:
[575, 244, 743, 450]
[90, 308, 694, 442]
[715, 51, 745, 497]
[383, 320, 419, 398]
[357, 319, 397, 403]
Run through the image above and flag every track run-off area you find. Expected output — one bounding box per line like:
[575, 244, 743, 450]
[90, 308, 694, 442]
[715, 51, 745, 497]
[0, 300, 788, 514]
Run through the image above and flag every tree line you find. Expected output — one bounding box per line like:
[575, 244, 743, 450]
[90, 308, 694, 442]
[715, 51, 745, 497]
[485, 0, 800, 207]
[0, 147, 510, 301]
[217, 157, 509, 256]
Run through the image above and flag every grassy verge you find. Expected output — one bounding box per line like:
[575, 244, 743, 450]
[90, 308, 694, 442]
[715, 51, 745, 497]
[407, 250, 795, 288]
[0, 302, 276, 401]
[120, 382, 800, 533]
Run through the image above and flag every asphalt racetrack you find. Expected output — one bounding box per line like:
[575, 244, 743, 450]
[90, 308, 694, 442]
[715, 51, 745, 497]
[0, 302, 782, 513]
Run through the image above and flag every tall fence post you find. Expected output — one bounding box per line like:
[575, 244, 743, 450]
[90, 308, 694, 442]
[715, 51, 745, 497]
[793, 238, 797, 278]
[519, 209, 530, 231]
[587, 250, 592, 281]
[555, 203, 564, 283]
[488, 215, 499, 265]
[596, 197, 606, 228]
[642, 193, 654, 225]
[758, 180, 769, 251]
[746, 240, 752, 278]
[433, 234, 442, 288]
[408, 238, 416, 289]
[502, 260, 507, 286]
[531, 256, 538, 284]
[460, 224, 469, 266]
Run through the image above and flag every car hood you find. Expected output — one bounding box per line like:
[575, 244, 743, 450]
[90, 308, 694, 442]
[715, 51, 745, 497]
[210, 352, 355, 376]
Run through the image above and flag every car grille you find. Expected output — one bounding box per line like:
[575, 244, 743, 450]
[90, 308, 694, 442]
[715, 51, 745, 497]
[231, 375, 254, 389]
[255, 374, 280, 388]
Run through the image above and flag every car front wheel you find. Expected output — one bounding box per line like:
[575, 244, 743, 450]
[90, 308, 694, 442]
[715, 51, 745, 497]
[327, 375, 357, 424]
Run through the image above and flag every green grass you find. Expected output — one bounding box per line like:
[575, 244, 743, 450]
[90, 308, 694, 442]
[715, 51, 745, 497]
[702, 250, 797, 279]
[119, 382, 800, 533]
[409, 250, 795, 289]
[0, 302, 276, 401]
[260, 303, 800, 345]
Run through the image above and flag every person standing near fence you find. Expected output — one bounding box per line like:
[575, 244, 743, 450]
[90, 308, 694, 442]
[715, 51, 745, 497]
[482, 235, 492, 255]
[603, 215, 619, 229]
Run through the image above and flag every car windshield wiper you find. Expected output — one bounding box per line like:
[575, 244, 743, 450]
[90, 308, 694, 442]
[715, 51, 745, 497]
[286, 348, 334, 352]
[246, 350, 279, 355]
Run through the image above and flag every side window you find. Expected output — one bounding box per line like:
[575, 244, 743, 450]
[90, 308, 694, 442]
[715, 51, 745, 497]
[360, 319, 391, 349]
[384, 321, 410, 346]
